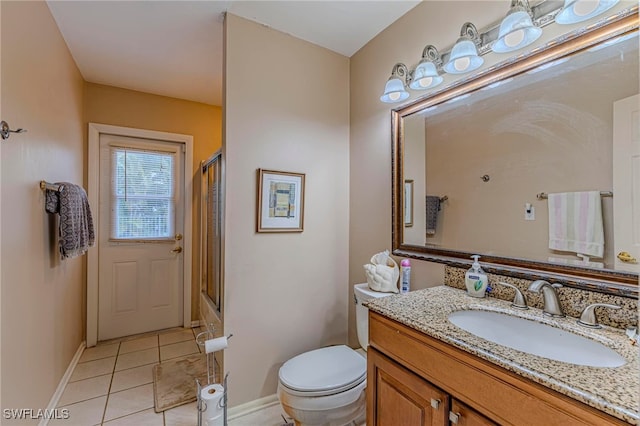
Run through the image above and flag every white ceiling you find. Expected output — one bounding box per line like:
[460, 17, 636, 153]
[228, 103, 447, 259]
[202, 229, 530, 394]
[47, 1, 420, 106]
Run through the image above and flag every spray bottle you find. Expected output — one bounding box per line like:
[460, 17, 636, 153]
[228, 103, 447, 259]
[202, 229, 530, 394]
[400, 259, 411, 294]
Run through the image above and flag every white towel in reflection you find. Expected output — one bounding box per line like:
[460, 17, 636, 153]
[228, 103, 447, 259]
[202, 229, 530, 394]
[547, 191, 604, 258]
[547, 257, 604, 269]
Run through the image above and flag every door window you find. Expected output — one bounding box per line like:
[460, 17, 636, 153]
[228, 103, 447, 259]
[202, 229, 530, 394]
[110, 147, 176, 240]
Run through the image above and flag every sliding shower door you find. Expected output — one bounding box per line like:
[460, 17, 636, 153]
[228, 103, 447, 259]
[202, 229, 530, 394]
[201, 152, 222, 313]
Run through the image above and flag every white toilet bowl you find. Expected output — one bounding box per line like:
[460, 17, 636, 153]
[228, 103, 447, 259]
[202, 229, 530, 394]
[277, 345, 366, 426]
[277, 284, 393, 426]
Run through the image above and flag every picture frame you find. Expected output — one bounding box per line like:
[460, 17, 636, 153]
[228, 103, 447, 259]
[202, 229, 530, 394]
[257, 169, 305, 233]
[404, 179, 413, 227]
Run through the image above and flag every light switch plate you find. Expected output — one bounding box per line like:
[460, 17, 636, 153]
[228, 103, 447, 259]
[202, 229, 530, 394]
[525, 206, 535, 221]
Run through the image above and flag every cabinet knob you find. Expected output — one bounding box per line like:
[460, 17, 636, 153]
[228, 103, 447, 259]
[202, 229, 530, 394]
[449, 411, 461, 424]
[430, 398, 440, 409]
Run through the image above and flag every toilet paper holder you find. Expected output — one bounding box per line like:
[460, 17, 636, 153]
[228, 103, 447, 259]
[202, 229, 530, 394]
[195, 328, 232, 426]
[195, 331, 233, 385]
[196, 373, 229, 426]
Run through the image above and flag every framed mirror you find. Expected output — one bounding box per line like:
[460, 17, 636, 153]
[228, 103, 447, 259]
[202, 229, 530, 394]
[392, 9, 639, 295]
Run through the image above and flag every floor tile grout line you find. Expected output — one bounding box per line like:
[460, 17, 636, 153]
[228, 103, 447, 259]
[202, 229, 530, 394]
[100, 341, 121, 425]
[68, 357, 118, 384]
[77, 350, 120, 365]
[103, 345, 157, 425]
[101, 406, 157, 424]
[56, 374, 113, 408]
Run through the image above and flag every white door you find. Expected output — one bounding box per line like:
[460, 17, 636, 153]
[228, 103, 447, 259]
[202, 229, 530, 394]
[613, 94, 640, 272]
[98, 134, 184, 340]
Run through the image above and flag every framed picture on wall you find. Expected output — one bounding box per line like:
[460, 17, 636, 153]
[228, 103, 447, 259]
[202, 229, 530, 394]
[257, 169, 305, 233]
[404, 179, 413, 227]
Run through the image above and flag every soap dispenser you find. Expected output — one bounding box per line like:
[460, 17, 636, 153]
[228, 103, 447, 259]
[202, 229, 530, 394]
[465, 255, 489, 298]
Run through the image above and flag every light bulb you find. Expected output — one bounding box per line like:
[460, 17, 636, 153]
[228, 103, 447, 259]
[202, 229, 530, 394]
[389, 92, 401, 101]
[505, 30, 525, 48]
[417, 77, 434, 88]
[454, 57, 471, 72]
[573, 0, 599, 16]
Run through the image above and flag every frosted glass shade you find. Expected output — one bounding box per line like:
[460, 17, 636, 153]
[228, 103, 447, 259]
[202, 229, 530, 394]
[556, 0, 619, 24]
[443, 39, 484, 74]
[409, 61, 443, 90]
[380, 77, 409, 103]
[492, 10, 542, 53]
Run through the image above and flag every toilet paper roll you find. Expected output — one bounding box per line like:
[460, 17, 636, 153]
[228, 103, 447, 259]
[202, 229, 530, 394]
[201, 384, 225, 425]
[205, 336, 228, 354]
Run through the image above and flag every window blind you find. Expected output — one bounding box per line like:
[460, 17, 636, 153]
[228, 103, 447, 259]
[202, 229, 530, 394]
[110, 147, 175, 240]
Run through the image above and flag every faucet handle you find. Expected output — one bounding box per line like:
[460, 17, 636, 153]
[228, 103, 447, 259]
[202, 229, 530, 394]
[498, 282, 528, 310]
[577, 303, 621, 329]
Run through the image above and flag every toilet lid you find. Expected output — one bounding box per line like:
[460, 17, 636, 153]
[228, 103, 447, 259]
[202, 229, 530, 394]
[279, 345, 366, 394]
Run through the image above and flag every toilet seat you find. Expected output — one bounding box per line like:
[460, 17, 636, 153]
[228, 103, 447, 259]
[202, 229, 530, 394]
[279, 345, 366, 397]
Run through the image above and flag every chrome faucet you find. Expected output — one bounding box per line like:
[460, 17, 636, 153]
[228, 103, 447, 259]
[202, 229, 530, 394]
[577, 303, 621, 328]
[527, 280, 564, 318]
[498, 282, 528, 310]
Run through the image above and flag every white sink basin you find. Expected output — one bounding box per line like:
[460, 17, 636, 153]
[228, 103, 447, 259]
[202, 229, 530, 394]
[448, 310, 626, 368]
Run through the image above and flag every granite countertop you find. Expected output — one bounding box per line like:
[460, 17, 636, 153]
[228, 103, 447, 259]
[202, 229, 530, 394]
[365, 286, 640, 424]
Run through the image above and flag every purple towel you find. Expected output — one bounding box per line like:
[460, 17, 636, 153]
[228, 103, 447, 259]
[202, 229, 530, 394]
[426, 195, 441, 235]
[45, 183, 95, 259]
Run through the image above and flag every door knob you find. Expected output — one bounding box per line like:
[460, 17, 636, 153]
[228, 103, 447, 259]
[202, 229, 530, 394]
[171, 246, 183, 254]
[175, 233, 183, 241]
[617, 251, 637, 263]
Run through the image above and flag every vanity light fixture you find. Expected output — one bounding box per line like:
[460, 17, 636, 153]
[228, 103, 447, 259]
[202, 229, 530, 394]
[409, 45, 444, 90]
[380, 63, 411, 103]
[443, 23, 484, 74]
[555, 0, 620, 24]
[492, 0, 542, 53]
[379, 0, 630, 104]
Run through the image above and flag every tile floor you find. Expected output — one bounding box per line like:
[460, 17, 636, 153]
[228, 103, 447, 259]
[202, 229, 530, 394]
[52, 327, 288, 426]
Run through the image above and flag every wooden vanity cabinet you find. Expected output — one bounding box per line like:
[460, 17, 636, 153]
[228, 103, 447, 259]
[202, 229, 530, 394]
[449, 399, 497, 426]
[367, 346, 495, 426]
[367, 311, 627, 426]
[367, 346, 448, 425]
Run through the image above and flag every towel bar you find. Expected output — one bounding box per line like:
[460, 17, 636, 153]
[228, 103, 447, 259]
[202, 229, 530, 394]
[537, 191, 613, 200]
[40, 181, 64, 192]
[439, 195, 448, 202]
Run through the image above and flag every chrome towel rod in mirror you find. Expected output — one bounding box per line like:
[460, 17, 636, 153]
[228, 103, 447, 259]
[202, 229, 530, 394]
[40, 181, 64, 192]
[537, 191, 613, 200]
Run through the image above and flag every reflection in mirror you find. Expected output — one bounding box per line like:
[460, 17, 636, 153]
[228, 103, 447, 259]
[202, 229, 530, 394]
[394, 14, 639, 290]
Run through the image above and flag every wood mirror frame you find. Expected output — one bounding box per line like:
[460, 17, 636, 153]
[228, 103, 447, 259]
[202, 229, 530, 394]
[391, 9, 639, 297]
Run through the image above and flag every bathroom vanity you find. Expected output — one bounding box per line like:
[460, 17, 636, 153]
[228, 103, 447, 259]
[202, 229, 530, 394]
[365, 287, 638, 426]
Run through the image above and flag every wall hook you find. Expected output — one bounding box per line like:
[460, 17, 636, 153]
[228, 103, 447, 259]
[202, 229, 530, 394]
[480, 174, 490, 182]
[1, 120, 27, 140]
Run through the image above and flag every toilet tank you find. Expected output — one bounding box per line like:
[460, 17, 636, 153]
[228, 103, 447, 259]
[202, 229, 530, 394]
[354, 283, 394, 350]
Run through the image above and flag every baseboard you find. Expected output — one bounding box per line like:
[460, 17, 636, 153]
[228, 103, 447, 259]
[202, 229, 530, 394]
[39, 341, 86, 426]
[227, 394, 279, 420]
[190, 320, 201, 328]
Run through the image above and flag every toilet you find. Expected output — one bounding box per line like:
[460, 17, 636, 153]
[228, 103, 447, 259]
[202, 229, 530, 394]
[277, 283, 393, 426]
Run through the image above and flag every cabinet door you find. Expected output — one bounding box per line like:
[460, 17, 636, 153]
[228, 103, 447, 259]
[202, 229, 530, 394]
[367, 347, 448, 426]
[448, 399, 497, 426]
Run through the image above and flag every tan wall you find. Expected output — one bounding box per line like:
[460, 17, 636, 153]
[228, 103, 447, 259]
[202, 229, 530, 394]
[0, 0, 4, 411]
[420, 64, 637, 266]
[224, 14, 350, 405]
[1, 1, 85, 419]
[403, 117, 426, 245]
[348, 0, 504, 346]
[83, 83, 222, 321]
